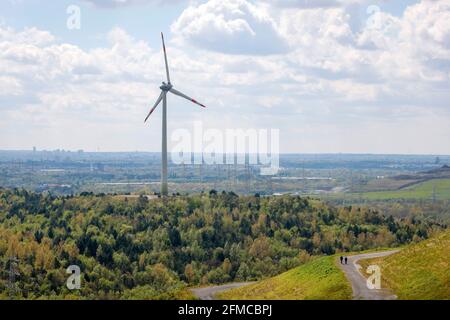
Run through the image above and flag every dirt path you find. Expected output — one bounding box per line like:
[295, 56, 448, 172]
[190, 282, 254, 300]
[338, 250, 400, 300]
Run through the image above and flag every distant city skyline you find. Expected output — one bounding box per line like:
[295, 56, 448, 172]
[1, 0, 449, 154]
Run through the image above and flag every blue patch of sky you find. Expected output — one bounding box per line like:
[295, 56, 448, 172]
[0, 0, 186, 49]
[346, 0, 421, 33]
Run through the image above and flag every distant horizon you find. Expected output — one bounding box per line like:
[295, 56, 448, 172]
[1, 148, 450, 157]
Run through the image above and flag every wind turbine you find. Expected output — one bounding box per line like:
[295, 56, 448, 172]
[145, 33, 206, 197]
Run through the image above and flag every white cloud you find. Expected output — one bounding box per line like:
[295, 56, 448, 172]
[0, 26, 54, 46]
[0, 76, 22, 96]
[402, 0, 450, 47]
[171, 0, 287, 55]
[280, 7, 354, 46]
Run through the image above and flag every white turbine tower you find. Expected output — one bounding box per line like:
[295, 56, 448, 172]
[145, 33, 206, 197]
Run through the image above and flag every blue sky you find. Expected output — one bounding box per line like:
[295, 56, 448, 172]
[0, 0, 184, 48]
[0, 0, 449, 154]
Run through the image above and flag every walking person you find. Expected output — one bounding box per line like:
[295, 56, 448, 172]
[340, 256, 343, 264]
[345, 256, 348, 265]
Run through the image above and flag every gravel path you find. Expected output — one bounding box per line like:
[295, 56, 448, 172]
[190, 282, 254, 300]
[338, 250, 400, 300]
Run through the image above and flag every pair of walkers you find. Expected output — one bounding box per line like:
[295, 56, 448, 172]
[340, 256, 348, 264]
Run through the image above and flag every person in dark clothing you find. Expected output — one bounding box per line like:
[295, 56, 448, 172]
[345, 257, 348, 264]
[340, 256, 343, 264]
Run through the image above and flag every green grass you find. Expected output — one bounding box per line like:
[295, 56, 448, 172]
[328, 178, 450, 201]
[359, 229, 450, 300]
[172, 289, 198, 300]
[217, 256, 352, 300]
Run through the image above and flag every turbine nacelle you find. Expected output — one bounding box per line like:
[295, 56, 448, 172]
[160, 82, 173, 92]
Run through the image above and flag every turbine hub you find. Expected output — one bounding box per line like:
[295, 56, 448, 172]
[160, 82, 172, 92]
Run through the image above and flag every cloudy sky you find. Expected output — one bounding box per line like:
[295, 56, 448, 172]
[0, 0, 449, 154]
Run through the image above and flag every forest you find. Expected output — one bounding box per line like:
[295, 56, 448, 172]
[0, 188, 445, 299]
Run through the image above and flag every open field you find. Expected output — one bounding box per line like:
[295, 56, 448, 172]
[327, 179, 450, 201]
[358, 229, 450, 300]
[216, 256, 351, 300]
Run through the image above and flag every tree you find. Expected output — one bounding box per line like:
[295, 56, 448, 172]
[235, 262, 250, 281]
[249, 237, 271, 260]
[184, 264, 195, 284]
[222, 258, 232, 276]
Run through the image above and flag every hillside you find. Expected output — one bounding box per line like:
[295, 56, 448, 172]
[359, 165, 450, 193]
[359, 229, 450, 300]
[358, 178, 450, 201]
[217, 255, 351, 300]
[331, 178, 450, 201]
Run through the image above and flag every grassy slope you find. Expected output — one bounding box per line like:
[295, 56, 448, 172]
[172, 289, 198, 300]
[328, 178, 450, 201]
[217, 256, 351, 300]
[359, 229, 450, 300]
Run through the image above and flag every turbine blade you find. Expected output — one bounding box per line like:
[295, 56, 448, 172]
[169, 88, 206, 108]
[144, 91, 165, 122]
[161, 32, 171, 84]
